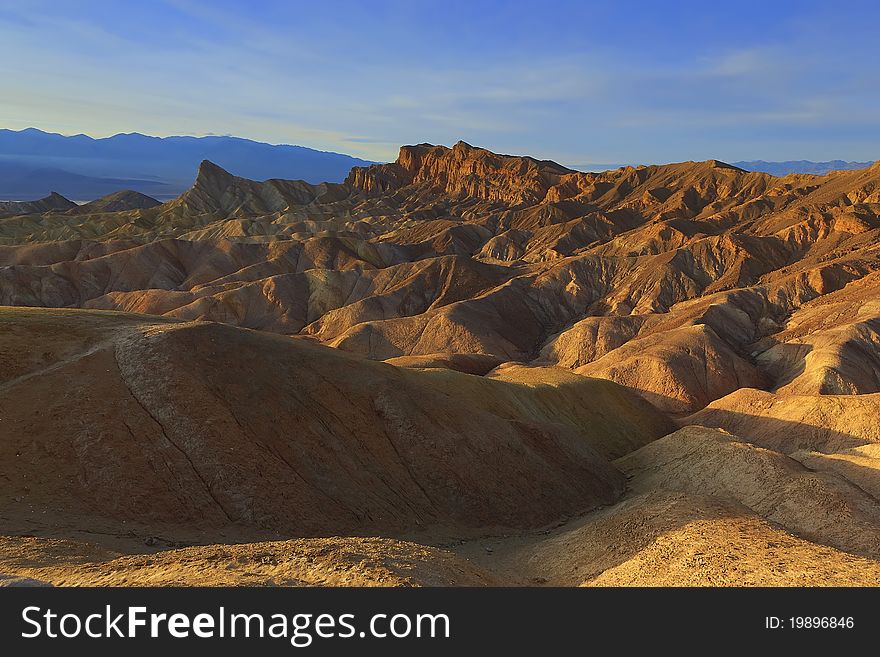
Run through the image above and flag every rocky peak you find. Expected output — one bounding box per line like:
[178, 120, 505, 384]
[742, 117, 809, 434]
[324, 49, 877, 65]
[171, 159, 345, 217]
[347, 141, 576, 205]
[193, 159, 235, 190]
[46, 191, 73, 204]
[705, 159, 747, 172]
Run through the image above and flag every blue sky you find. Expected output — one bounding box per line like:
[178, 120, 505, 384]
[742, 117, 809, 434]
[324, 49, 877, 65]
[1, 0, 878, 166]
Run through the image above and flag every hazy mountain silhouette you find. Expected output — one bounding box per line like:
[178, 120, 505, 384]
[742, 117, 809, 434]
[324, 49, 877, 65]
[0, 160, 174, 201]
[0, 127, 375, 200]
[733, 159, 873, 176]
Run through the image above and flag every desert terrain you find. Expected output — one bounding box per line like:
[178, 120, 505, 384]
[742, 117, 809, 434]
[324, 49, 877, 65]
[2, 142, 880, 586]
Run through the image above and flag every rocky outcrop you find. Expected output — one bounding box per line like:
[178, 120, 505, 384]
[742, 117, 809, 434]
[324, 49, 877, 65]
[347, 141, 575, 205]
[166, 160, 350, 217]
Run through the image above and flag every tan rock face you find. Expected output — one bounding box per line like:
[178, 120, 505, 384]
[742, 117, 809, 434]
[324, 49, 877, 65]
[3, 143, 880, 586]
[347, 142, 575, 205]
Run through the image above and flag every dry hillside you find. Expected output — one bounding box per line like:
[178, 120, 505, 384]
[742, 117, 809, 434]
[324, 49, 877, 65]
[2, 142, 880, 585]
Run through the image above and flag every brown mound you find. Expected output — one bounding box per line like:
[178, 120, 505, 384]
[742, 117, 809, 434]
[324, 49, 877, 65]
[0, 192, 76, 217]
[574, 324, 768, 413]
[0, 307, 671, 542]
[71, 190, 161, 214]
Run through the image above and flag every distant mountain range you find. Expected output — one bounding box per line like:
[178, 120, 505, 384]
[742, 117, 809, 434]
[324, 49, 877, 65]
[1, 128, 874, 202]
[566, 160, 874, 177]
[0, 128, 374, 201]
[732, 160, 874, 176]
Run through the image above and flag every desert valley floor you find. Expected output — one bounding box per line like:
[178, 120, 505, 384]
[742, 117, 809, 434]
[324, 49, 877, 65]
[2, 142, 880, 586]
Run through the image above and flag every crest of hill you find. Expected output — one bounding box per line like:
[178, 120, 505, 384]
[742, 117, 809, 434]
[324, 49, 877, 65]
[166, 159, 350, 217]
[346, 141, 772, 209]
[70, 190, 161, 214]
[0, 192, 76, 217]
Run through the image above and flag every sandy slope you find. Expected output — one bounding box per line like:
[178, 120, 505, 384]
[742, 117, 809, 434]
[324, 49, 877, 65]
[0, 535, 493, 587]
